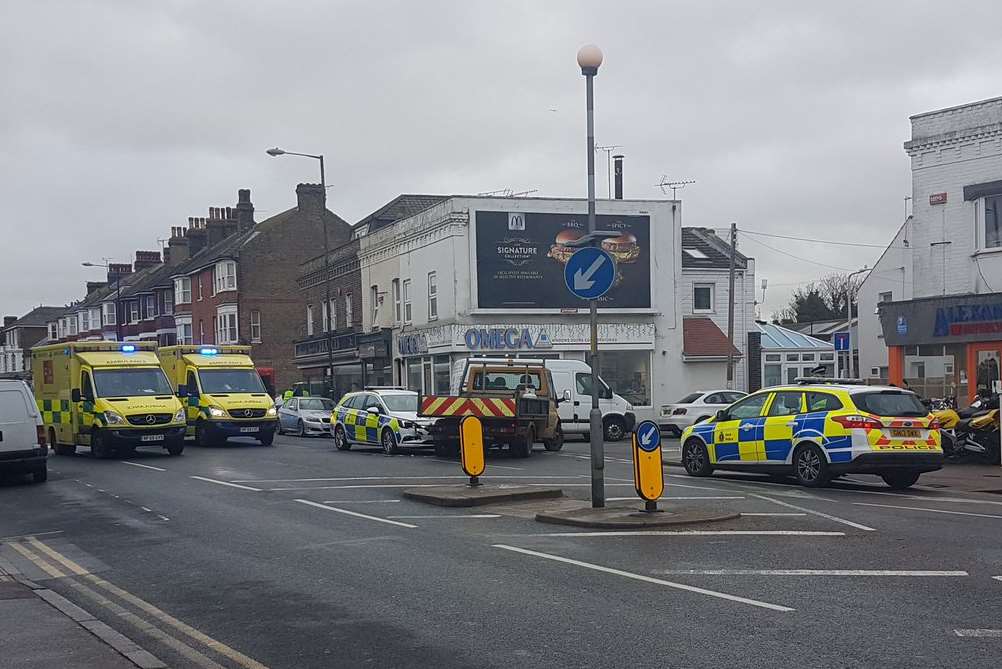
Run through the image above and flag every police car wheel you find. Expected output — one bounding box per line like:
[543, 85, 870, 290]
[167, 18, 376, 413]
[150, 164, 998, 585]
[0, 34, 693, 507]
[880, 471, 920, 489]
[682, 439, 713, 476]
[334, 426, 351, 450]
[381, 428, 399, 455]
[793, 444, 830, 488]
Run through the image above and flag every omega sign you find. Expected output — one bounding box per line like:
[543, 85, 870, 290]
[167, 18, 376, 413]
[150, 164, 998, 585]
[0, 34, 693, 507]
[464, 328, 552, 351]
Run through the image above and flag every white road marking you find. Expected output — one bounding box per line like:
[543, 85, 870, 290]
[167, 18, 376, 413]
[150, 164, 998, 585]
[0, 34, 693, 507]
[140, 506, 153, 513]
[233, 475, 580, 483]
[190, 476, 262, 492]
[270, 482, 634, 490]
[321, 499, 401, 504]
[653, 569, 968, 577]
[294, 499, 417, 528]
[523, 530, 846, 537]
[605, 496, 745, 501]
[493, 544, 794, 612]
[387, 514, 501, 519]
[431, 459, 525, 471]
[751, 494, 876, 531]
[852, 502, 1002, 519]
[122, 461, 166, 472]
[741, 512, 807, 517]
[993, 576, 1002, 582]
[955, 629, 1002, 638]
[819, 488, 1002, 507]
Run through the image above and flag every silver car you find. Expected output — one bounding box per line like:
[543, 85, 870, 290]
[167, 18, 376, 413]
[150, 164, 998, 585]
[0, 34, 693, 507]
[278, 397, 336, 437]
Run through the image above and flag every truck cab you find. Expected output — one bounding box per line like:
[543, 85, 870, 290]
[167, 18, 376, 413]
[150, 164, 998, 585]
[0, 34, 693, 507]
[32, 342, 186, 458]
[157, 345, 277, 447]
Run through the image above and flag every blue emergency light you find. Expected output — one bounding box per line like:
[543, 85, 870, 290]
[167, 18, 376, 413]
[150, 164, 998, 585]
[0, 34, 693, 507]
[120, 344, 136, 353]
[199, 347, 218, 355]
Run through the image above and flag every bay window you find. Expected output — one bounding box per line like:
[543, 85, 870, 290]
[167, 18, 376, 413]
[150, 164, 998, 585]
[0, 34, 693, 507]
[216, 306, 238, 344]
[174, 277, 191, 304]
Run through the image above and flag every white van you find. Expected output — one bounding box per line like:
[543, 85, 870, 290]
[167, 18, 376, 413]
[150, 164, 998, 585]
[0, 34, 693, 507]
[0, 379, 47, 483]
[544, 359, 636, 441]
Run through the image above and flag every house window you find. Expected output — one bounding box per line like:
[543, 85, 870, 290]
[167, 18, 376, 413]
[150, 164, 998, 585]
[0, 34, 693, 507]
[144, 295, 157, 319]
[427, 272, 438, 321]
[370, 285, 379, 325]
[103, 303, 116, 327]
[176, 317, 193, 345]
[128, 302, 139, 324]
[174, 278, 191, 304]
[163, 291, 174, 315]
[198, 320, 204, 345]
[215, 261, 237, 293]
[693, 284, 714, 313]
[80, 310, 90, 332]
[878, 291, 893, 303]
[330, 298, 338, 330]
[392, 279, 402, 323]
[250, 309, 261, 342]
[306, 304, 315, 336]
[322, 301, 330, 333]
[344, 293, 353, 327]
[197, 276, 204, 301]
[403, 279, 412, 323]
[49, 323, 57, 340]
[217, 307, 238, 344]
[980, 195, 1002, 249]
[91, 308, 101, 329]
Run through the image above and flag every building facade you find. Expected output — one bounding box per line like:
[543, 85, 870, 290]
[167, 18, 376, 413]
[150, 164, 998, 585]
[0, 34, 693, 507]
[858, 95, 1002, 403]
[0, 306, 62, 376]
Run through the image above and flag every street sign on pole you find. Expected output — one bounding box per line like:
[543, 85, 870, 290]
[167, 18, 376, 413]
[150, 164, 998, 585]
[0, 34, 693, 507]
[460, 416, 485, 487]
[632, 420, 664, 512]
[833, 332, 850, 352]
[564, 247, 617, 301]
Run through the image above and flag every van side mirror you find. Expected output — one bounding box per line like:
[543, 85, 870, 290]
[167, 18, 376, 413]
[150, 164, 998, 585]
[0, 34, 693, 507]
[562, 389, 571, 401]
[176, 385, 189, 398]
[71, 388, 82, 403]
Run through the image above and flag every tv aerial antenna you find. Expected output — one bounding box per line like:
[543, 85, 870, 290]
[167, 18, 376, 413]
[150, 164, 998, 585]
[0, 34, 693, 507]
[656, 176, 696, 200]
[595, 144, 622, 198]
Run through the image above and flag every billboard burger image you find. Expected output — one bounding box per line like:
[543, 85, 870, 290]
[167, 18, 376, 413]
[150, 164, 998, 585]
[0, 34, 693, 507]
[475, 210, 651, 309]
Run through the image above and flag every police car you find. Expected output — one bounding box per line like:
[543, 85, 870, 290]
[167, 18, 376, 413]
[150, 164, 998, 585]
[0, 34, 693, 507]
[679, 379, 943, 489]
[331, 388, 434, 454]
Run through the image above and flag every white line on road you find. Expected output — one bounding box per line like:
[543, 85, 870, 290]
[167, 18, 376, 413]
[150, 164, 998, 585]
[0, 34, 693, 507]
[751, 494, 876, 531]
[431, 459, 525, 471]
[955, 629, 1002, 637]
[294, 499, 417, 528]
[523, 530, 846, 537]
[818, 488, 1002, 507]
[190, 476, 262, 492]
[493, 544, 794, 612]
[652, 569, 968, 577]
[321, 500, 401, 504]
[993, 576, 1002, 582]
[388, 514, 501, 519]
[233, 475, 580, 483]
[740, 512, 807, 517]
[270, 482, 636, 490]
[605, 496, 745, 501]
[122, 461, 166, 472]
[852, 502, 1002, 519]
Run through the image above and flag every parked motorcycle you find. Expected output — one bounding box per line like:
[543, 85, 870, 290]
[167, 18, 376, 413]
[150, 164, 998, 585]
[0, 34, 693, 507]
[933, 396, 1001, 463]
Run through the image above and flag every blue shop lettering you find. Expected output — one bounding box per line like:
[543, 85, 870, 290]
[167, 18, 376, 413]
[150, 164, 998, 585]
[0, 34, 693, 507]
[465, 328, 536, 350]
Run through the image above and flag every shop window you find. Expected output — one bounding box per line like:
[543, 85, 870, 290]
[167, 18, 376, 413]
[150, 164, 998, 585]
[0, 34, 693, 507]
[596, 351, 651, 406]
[434, 355, 451, 394]
[693, 284, 714, 313]
[406, 357, 422, 392]
[763, 364, 782, 387]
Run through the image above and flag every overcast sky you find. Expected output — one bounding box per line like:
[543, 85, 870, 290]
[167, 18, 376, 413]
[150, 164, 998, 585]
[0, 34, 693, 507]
[3, 0, 1001, 319]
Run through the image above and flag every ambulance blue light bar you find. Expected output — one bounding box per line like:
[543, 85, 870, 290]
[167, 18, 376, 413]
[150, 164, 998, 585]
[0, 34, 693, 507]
[199, 347, 218, 355]
[120, 345, 136, 353]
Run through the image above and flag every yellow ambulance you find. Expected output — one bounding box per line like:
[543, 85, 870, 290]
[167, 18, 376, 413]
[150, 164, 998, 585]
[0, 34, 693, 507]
[32, 341, 186, 458]
[157, 345, 278, 446]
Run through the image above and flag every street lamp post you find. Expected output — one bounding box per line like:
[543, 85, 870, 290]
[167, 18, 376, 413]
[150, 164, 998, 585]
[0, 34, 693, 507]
[267, 147, 335, 398]
[82, 261, 122, 341]
[845, 267, 869, 379]
[578, 44, 605, 508]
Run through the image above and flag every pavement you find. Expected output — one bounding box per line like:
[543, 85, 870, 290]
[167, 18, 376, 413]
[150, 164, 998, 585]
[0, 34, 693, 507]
[0, 433, 1000, 668]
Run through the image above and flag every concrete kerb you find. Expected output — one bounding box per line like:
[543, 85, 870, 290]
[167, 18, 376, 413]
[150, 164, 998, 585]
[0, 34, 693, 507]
[535, 500, 740, 529]
[402, 484, 564, 507]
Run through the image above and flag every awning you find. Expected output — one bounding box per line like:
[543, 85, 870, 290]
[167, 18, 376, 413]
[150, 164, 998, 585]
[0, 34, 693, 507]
[683, 317, 741, 360]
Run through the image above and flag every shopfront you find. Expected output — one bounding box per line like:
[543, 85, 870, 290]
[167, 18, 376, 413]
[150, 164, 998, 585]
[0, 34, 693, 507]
[879, 293, 1002, 405]
[394, 322, 656, 411]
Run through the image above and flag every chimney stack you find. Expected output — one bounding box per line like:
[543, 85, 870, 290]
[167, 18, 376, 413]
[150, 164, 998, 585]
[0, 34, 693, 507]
[85, 281, 107, 295]
[235, 188, 255, 232]
[3, 316, 16, 328]
[613, 154, 624, 200]
[133, 250, 162, 271]
[107, 263, 132, 283]
[296, 183, 325, 216]
[165, 225, 190, 266]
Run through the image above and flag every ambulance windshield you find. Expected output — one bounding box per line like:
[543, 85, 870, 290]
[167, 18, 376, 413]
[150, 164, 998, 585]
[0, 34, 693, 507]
[93, 368, 173, 397]
[199, 369, 266, 394]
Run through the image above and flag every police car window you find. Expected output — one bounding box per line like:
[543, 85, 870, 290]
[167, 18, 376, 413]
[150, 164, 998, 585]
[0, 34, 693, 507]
[727, 393, 769, 419]
[344, 394, 363, 410]
[852, 391, 926, 417]
[806, 392, 842, 412]
[768, 391, 803, 417]
[381, 394, 418, 412]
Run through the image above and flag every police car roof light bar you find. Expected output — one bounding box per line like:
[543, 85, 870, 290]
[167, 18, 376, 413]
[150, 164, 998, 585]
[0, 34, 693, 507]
[794, 376, 867, 386]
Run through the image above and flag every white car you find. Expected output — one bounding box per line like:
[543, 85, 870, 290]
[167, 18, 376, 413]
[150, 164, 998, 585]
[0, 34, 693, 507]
[659, 389, 747, 436]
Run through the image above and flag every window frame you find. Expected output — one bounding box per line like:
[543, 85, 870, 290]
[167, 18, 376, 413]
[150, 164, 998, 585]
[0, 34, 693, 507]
[344, 292, 353, 328]
[174, 277, 191, 304]
[216, 306, 239, 345]
[767, 391, 804, 417]
[128, 301, 139, 324]
[427, 272, 438, 321]
[692, 283, 715, 313]
[144, 294, 157, 320]
[249, 309, 261, 343]
[392, 279, 401, 324]
[725, 392, 770, 420]
[306, 304, 314, 336]
[402, 279, 413, 324]
[215, 260, 237, 293]
[978, 194, 1002, 250]
[370, 285, 379, 325]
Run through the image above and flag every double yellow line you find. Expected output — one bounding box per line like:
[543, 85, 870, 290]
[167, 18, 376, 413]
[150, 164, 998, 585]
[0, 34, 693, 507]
[8, 538, 268, 669]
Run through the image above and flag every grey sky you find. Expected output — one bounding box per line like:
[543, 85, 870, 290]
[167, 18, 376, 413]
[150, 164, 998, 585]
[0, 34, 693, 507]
[2, 1, 1000, 319]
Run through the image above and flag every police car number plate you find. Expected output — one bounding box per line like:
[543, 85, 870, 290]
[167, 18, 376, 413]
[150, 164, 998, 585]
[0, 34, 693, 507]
[240, 427, 260, 433]
[890, 429, 921, 438]
[141, 434, 165, 442]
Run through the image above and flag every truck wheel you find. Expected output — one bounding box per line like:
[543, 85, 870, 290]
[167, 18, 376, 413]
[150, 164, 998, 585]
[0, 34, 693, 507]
[381, 428, 399, 455]
[513, 429, 534, 458]
[880, 471, 921, 489]
[544, 425, 564, 452]
[91, 432, 112, 459]
[32, 466, 48, 483]
[793, 443, 830, 488]
[166, 439, 185, 456]
[334, 426, 351, 451]
[603, 416, 627, 442]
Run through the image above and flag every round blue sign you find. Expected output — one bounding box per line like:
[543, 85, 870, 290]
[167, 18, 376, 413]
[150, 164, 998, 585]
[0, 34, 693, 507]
[635, 420, 661, 453]
[564, 247, 617, 301]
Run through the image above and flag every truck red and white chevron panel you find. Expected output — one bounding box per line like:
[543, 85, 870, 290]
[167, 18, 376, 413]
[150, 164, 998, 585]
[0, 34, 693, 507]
[420, 396, 517, 418]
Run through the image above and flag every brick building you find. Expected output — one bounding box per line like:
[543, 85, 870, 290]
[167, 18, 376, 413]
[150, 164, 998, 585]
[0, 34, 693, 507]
[0, 306, 63, 376]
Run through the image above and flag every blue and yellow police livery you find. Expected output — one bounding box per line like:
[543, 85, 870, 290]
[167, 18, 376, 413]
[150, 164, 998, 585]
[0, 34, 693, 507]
[331, 389, 433, 455]
[679, 381, 943, 489]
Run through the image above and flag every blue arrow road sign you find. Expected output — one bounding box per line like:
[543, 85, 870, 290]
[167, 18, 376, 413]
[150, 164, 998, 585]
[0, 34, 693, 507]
[635, 420, 661, 453]
[564, 247, 616, 300]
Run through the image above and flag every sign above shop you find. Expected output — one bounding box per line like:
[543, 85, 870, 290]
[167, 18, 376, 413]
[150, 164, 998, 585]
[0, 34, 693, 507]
[880, 294, 1002, 346]
[398, 334, 428, 356]
[929, 192, 948, 206]
[464, 327, 553, 351]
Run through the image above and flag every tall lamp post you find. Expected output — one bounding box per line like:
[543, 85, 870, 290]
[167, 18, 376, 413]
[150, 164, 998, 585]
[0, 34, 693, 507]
[266, 147, 335, 397]
[845, 267, 870, 379]
[578, 44, 606, 508]
[82, 261, 122, 341]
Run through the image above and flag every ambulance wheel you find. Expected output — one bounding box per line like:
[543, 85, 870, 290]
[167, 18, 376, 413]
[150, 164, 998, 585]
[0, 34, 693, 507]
[381, 428, 399, 455]
[53, 428, 75, 457]
[259, 432, 275, 447]
[544, 425, 564, 452]
[91, 432, 112, 459]
[166, 439, 185, 456]
[334, 426, 351, 451]
[195, 423, 214, 447]
[682, 439, 713, 477]
[880, 471, 921, 489]
[513, 428, 534, 458]
[793, 443, 830, 488]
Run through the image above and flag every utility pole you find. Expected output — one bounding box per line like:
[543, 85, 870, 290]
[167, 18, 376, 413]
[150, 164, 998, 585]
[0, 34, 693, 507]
[725, 223, 737, 389]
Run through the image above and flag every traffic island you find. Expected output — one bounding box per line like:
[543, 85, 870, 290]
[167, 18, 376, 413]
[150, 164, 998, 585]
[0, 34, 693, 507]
[402, 484, 564, 508]
[535, 500, 739, 529]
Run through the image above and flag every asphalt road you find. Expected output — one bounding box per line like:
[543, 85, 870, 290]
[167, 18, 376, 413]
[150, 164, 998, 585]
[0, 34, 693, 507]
[1, 432, 1001, 669]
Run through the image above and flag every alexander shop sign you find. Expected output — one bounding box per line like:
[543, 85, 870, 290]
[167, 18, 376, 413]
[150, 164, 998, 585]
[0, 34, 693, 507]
[880, 294, 1002, 346]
